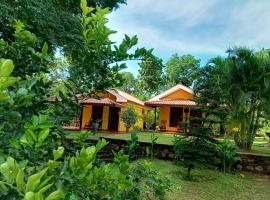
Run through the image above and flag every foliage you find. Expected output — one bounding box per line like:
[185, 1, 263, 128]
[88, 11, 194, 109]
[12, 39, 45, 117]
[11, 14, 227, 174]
[173, 134, 219, 180]
[69, 2, 152, 95]
[127, 131, 139, 161]
[0, 0, 126, 54]
[0, 59, 20, 102]
[119, 72, 138, 94]
[225, 47, 270, 150]
[131, 161, 172, 200]
[137, 55, 165, 99]
[120, 106, 139, 133]
[217, 140, 241, 173]
[193, 57, 229, 135]
[165, 54, 200, 87]
[143, 111, 155, 130]
[149, 133, 158, 159]
[1, 139, 171, 199]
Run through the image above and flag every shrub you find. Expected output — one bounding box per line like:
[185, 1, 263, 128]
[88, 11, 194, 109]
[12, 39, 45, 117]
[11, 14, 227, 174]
[131, 161, 172, 200]
[173, 134, 219, 180]
[120, 106, 138, 133]
[217, 140, 241, 173]
[127, 131, 139, 161]
[143, 111, 155, 130]
[150, 133, 158, 159]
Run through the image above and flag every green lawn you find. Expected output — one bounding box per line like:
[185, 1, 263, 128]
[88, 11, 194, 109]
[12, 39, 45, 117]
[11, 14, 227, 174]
[67, 131, 270, 154]
[132, 159, 270, 200]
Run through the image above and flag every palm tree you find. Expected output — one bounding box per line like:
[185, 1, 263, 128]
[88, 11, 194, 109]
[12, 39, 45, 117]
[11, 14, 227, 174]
[225, 47, 270, 150]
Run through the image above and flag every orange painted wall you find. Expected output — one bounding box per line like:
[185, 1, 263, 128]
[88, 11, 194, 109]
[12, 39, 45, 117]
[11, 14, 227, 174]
[159, 107, 189, 132]
[82, 105, 92, 129]
[161, 89, 194, 100]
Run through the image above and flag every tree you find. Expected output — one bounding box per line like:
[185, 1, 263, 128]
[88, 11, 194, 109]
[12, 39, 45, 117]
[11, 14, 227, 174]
[165, 54, 200, 87]
[120, 106, 138, 133]
[225, 47, 270, 150]
[0, 0, 126, 52]
[193, 57, 229, 135]
[68, 4, 152, 95]
[137, 55, 164, 99]
[119, 72, 138, 94]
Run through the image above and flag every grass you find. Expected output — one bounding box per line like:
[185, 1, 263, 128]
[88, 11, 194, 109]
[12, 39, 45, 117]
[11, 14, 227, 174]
[132, 159, 270, 200]
[66, 131, 270, 154]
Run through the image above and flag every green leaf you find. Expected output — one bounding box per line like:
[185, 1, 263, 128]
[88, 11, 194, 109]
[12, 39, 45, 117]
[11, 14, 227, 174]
[0, 157, 19, 183]
[95, 139, 108, 152]
[16, 169, 25, 192]
[32, 115, 39, 126]
[37, 183, 53, 194]
[53, 147, 64, 161]
[17, 88, 28, 96]
[26, 168, 47, 192]
[42, 42, 48, 53]
[45, 188, 65, 200]
[0, 59, 14, 77]
[23, 191, 35, 200]
[38, 128, 50, 144]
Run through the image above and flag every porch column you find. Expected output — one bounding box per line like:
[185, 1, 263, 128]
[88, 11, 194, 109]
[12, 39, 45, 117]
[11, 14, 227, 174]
[154, 107, 157, 131]
[79, 105, 84, 130]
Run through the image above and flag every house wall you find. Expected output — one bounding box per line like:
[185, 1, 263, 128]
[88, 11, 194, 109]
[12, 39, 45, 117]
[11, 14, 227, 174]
[82, 105, 109, 130]
[159, 106, 190, 132]
[82, 105, 92, 129]
[81, 103, 145, 132]
[161, 90, 194, 100]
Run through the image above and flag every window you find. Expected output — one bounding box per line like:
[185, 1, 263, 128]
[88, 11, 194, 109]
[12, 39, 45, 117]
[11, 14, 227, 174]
[169, 107, 183, 127]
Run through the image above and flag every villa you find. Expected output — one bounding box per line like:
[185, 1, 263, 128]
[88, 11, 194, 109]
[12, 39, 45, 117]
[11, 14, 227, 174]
[145, 83, 201, 132]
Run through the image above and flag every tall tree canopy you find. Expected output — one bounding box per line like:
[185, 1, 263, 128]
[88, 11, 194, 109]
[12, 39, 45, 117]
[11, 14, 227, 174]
[0, 0, 126, 53]
[194, 47, 270, 150]
[119, 72, 138, 94]
[194, 57, 229, 135]
[137, 55, 164, 99]
[225, 47, 270, 150]
[165, 54, 200, 87]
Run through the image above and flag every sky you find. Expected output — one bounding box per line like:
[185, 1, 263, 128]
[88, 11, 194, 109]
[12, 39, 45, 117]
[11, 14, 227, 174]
[107, 0, 270, 76]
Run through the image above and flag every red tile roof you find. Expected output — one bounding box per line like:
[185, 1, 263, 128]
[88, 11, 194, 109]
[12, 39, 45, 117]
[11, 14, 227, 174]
[145, 99, 196, 107]
[80, 98, 122, 107]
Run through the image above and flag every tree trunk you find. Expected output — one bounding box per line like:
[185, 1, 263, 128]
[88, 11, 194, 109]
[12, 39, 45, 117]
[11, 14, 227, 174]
[187, 164, 194, 180]
[220, 122, 225, 135]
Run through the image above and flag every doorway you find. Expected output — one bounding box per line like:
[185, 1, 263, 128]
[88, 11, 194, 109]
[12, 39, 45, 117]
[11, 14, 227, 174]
[92, 106, 103, 128]
[108, 107, 120, 131]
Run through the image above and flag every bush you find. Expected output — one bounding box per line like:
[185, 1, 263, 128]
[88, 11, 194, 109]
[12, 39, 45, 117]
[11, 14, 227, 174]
[131, 161, 172, 200]
[173, 135, 219, 180]
[143, 111, 155, 130]
[217, 140, 241, 173]
[120, 106, 138, 133]
[127, 131, 139, 161]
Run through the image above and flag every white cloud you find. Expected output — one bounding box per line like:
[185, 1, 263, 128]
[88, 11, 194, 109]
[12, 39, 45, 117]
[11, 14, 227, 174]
[108, 0, 270, 59]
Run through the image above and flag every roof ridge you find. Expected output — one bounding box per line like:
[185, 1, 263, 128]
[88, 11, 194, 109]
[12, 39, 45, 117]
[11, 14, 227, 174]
[148, 83, 194, 102]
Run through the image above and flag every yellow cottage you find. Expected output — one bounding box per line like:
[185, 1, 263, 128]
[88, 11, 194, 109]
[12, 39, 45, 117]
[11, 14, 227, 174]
[79, 89, 147, 132]
[145, 83, 201, 132]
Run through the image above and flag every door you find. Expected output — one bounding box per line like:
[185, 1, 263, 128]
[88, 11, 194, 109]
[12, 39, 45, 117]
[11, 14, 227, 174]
[92, 106, 103, 128]
[108, 107, 120, 131]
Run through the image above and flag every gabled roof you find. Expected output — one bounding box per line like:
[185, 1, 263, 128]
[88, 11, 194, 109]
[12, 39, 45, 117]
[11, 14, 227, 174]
[148, 83, 194, 102]
[107, 89, 144, 106]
